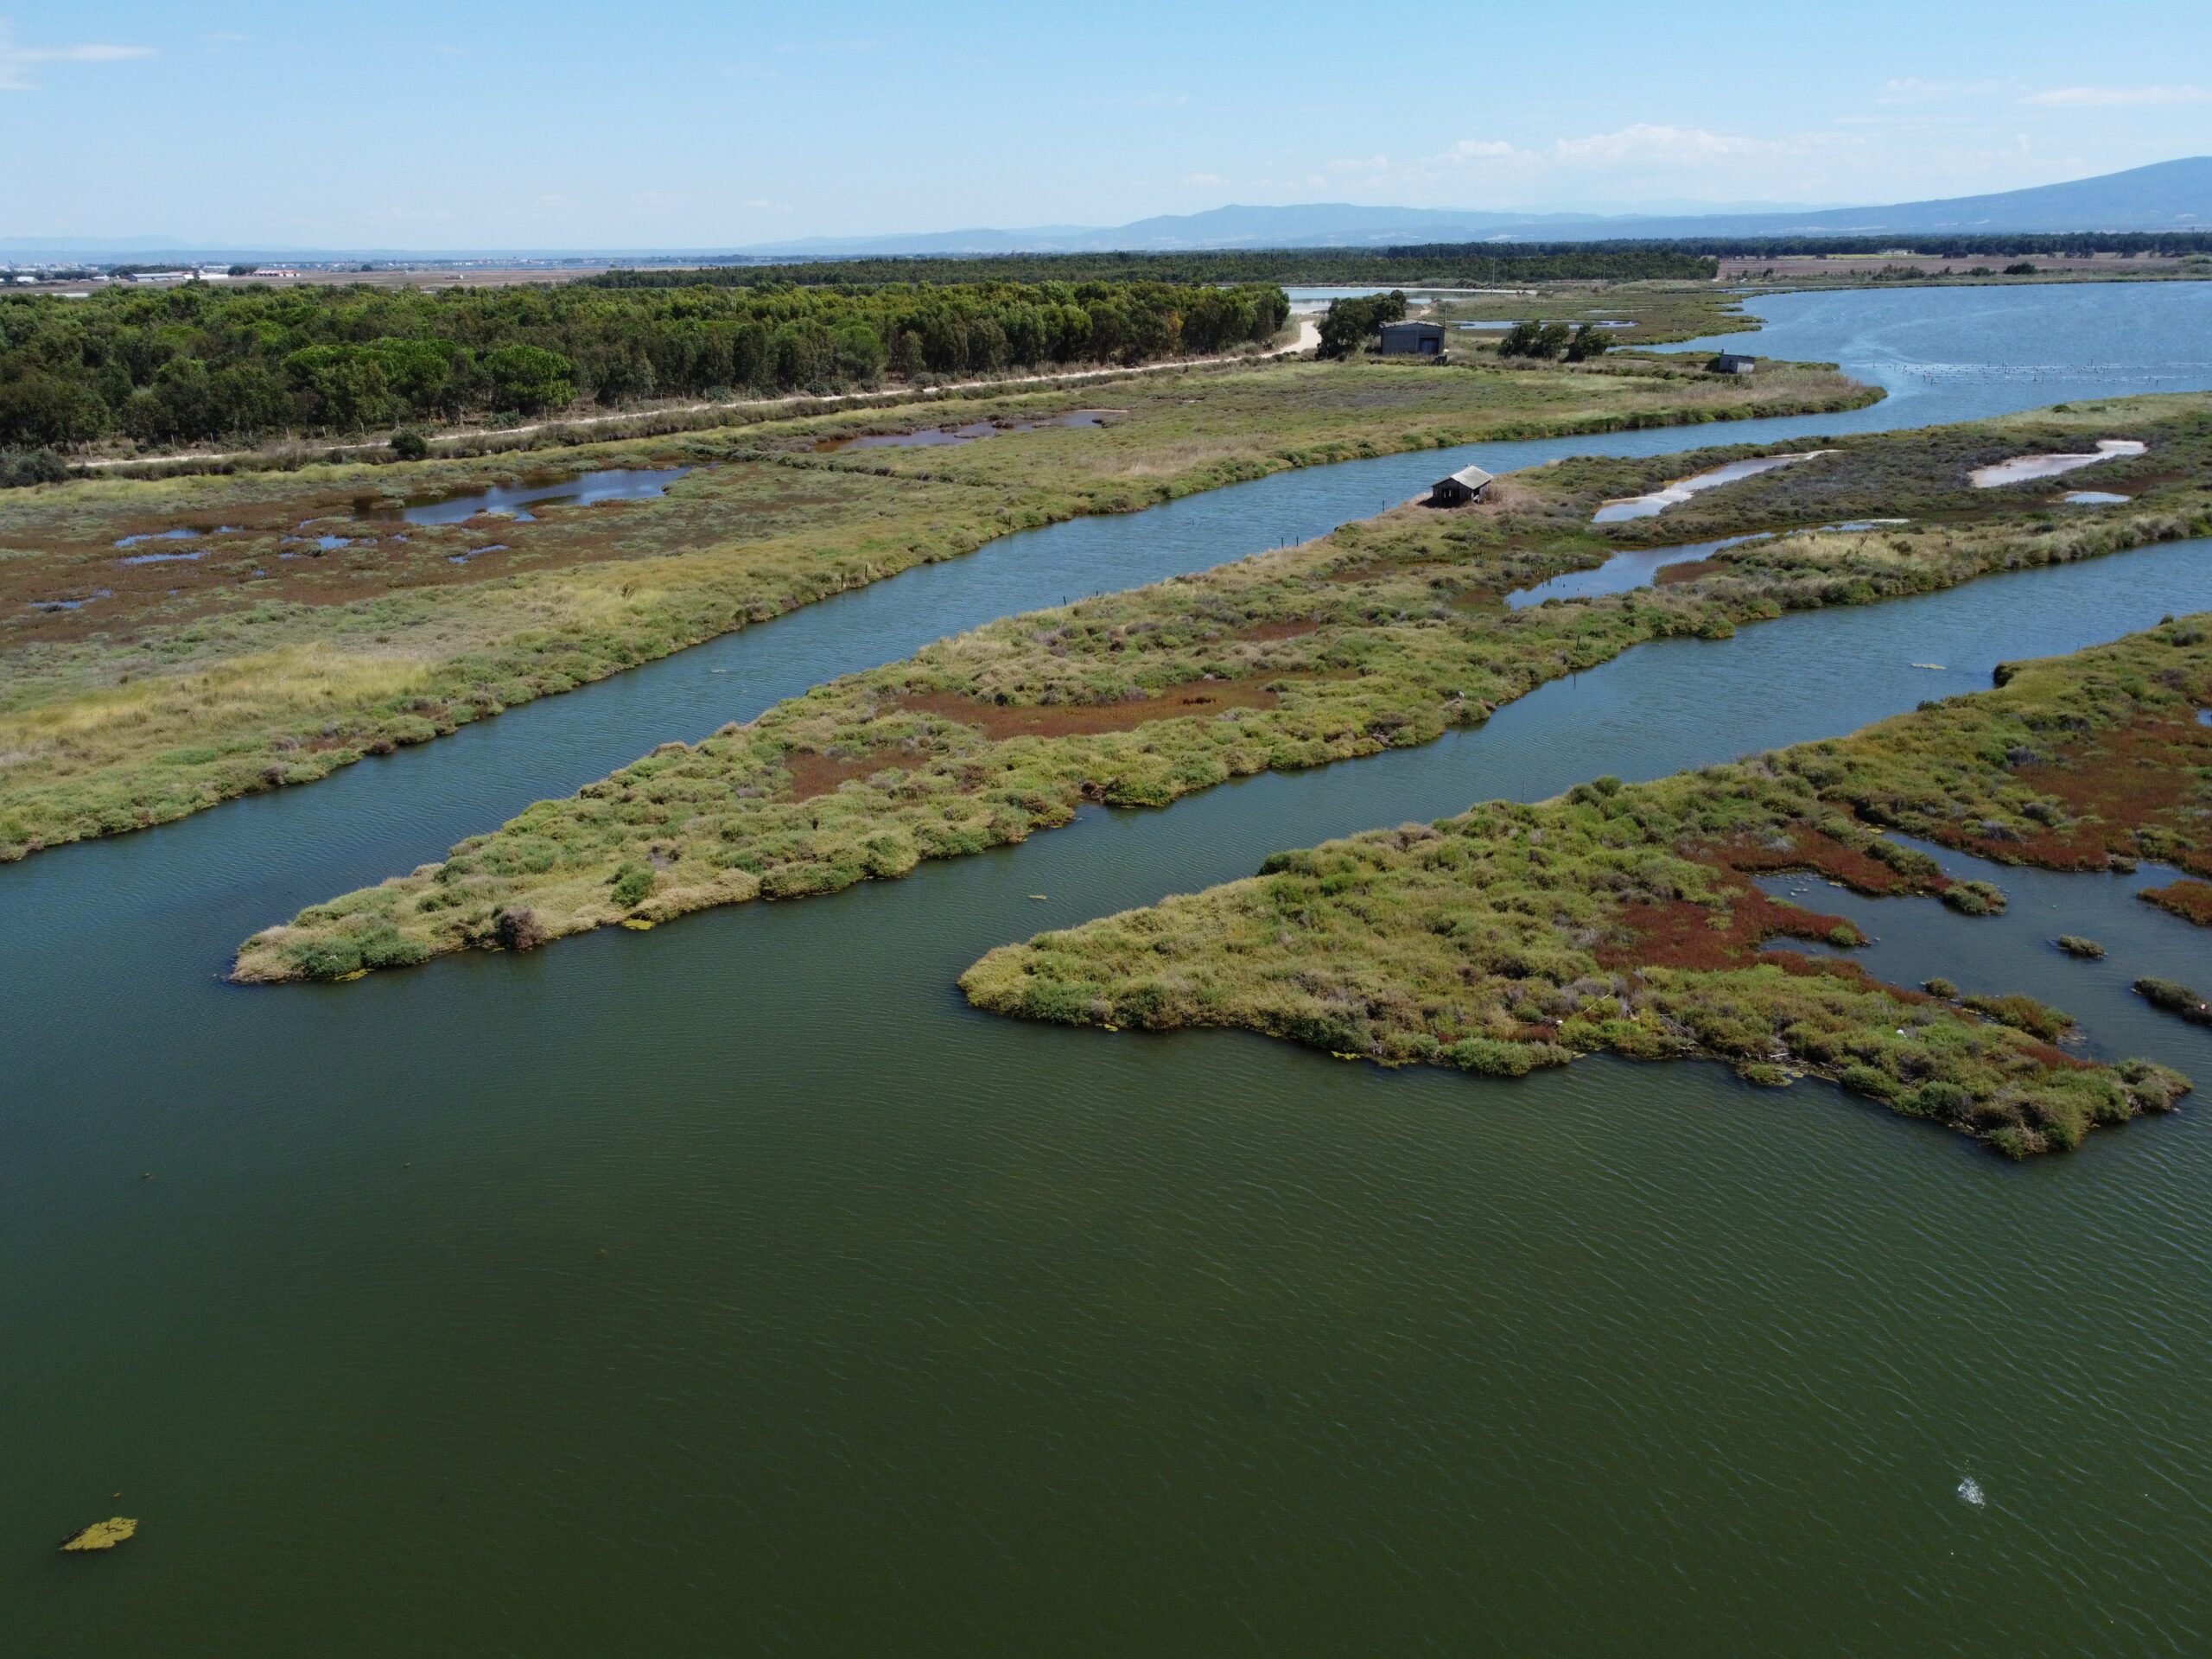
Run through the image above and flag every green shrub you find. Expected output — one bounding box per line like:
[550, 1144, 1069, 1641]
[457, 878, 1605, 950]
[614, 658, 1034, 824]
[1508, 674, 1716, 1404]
[609, 862, 655, 908]
[1961, 991, 2070, 1040]
[2134, 977, 2212, 1026]
[1838, 1063, 1899, 1102]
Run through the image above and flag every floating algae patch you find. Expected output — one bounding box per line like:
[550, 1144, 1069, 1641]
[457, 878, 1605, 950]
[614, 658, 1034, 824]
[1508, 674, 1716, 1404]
[60, 1516, 137, 1552]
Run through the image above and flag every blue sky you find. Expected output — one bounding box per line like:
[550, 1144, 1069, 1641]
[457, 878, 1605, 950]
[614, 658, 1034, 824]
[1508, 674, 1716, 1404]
[4, 0, 2209, 248]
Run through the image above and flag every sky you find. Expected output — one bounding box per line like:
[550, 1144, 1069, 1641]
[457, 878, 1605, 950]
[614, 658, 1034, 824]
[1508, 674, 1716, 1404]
[4, 0, 2210, 250]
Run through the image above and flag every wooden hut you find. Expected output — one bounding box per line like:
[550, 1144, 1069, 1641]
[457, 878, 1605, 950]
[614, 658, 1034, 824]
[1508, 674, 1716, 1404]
[1707, 352, 1758, 375]
[1429, 465, 1493, 507]
[1378, 320, 1447, 357]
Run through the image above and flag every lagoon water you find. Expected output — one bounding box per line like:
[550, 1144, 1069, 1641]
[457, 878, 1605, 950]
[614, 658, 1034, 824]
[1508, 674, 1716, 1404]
[7, 283, 2212, 1655]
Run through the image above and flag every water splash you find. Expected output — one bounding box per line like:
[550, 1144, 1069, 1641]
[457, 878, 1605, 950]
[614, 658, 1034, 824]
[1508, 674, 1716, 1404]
[1956, 1475, 1986, 1509]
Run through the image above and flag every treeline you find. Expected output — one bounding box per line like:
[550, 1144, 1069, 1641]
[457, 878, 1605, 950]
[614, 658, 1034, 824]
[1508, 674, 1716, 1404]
[592, 245, 1719, 289]
[1694, 232, 2212, 258]
[0, 278, 1288, 449]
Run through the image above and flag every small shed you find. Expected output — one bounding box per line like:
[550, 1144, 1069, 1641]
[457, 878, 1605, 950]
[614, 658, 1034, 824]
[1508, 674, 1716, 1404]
[1429, 465, 1493, 507]
[1379, 320, 1446, 357]
[1708, 352, 1758, 375]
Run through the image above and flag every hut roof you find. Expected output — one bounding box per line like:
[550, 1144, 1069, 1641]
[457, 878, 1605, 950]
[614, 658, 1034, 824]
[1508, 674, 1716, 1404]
[1444, 465, 1493, 489]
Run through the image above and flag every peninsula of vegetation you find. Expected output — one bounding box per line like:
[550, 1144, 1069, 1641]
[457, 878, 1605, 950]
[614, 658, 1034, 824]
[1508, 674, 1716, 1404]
[962, 618, 2210, 1157]
[231, 394, 2212, 984]
[1, 343, 1872, 862]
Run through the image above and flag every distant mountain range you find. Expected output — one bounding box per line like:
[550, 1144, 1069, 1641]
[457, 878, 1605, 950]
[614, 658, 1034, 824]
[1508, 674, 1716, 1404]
[733, 157, 2212, 255]
[10, 158, 2209, 265]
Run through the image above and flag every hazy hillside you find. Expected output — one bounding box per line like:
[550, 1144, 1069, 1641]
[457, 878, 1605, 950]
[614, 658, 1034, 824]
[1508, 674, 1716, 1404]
[736, 157, 2212, 255]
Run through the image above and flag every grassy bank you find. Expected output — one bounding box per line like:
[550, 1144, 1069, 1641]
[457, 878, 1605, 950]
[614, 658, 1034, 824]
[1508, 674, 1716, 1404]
[0, 352, 1873, 861]
[231, 394, 2212, 984]
[962, 619, 2210, 1158]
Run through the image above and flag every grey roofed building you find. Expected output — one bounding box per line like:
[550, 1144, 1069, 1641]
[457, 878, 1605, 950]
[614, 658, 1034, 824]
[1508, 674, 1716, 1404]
[1428, 464, 1492, 506]
[1708, 352, 1758, 374]
[1378, 319, 1446, 356]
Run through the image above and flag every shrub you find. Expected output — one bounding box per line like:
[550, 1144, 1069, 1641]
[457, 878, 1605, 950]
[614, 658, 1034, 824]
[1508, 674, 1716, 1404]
[2054, 935, 2105, 959]
[1446, 1036, 1541, 1077]
[2134, 977, 2211, 1026]
[1838, 1063, 1899, 1102]
[496, 906, 550, 950]
[1961, 991, 2070, 1040]
[1942, 880, 2006, 917]
[389, 425, 429, 461]
[0, 446, 67, 488]
[1906, 1080, 1971, 1120]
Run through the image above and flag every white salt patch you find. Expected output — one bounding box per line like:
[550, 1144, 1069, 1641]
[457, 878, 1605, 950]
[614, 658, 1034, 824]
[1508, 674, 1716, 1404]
[1970, 439, 2145, 488]
[1592, 453, 1828, 523]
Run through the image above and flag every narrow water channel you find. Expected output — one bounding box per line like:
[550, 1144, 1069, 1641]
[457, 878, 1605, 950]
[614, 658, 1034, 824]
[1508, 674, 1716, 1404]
[6, 282, 2212, 1657]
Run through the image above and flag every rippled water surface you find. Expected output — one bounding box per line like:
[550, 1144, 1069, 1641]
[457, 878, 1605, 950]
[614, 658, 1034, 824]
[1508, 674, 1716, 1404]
[6, 282, 2212, 1656]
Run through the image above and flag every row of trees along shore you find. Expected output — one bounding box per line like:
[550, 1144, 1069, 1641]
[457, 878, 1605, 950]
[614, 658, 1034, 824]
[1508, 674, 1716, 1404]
[586, 230, 2212, 293]
[594, 245, 1717, 289]
[0, 278, 1290, 450]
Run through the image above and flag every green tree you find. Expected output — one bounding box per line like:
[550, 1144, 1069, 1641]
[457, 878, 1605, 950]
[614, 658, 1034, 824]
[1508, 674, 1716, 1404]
[283, 344, 396, 432]
[1316, 291, 1408, 359]
[482, 344, 576, 415]
[0, 372, 111, 448]
[1563, 323, 1614, 362]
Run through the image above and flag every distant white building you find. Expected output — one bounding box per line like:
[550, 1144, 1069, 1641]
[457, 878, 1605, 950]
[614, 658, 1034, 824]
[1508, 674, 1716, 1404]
[251, 267, 302, 279]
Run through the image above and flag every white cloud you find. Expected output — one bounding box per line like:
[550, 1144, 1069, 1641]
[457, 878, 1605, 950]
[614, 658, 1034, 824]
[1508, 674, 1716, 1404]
[1550, 124, 1762, 165]
[1182, 172, 1225, 187]
[1421, 124, 1839, 179]
[1441, 139, 1516, 162]
[2023, 84, 2207, 107]
[0, 23, 156, 90]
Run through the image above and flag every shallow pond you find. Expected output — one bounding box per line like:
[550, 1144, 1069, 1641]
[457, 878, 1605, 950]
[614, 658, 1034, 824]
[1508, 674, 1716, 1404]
[113, 525, 241, 549]
[8, 281, 2212, 1655]
[391, 466, 692, 524]
[1504, 533, 1771, 607]
[1758, 834, 2212, 1074]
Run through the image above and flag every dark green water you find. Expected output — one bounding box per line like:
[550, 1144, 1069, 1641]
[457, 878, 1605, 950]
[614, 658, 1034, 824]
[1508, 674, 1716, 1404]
[7, 284, 2212, 1656]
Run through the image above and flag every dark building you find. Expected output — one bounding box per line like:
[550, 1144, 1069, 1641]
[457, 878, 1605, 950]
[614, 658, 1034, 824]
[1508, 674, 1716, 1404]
[1708, 352, 1758, 374]
[1378, 320, 1447, 357]
[1429, 464, 1493, 506]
